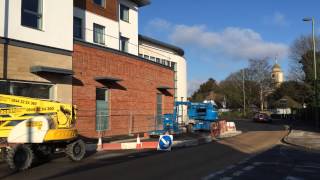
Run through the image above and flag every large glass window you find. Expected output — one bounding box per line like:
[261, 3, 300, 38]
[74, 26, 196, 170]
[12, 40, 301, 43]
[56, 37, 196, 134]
[93, 0, 105, 7]
[93, 23, 105, 45]
[0, 81, 8, 94]
[9, 82, 52, 99]
[0, 82, 52, 99]
[21, 0, 43, 29]
[96, 88, 109, 131]
[120, 36, 129, 53]
[73, 17, 82, 39]
[120, 4, 129, 22]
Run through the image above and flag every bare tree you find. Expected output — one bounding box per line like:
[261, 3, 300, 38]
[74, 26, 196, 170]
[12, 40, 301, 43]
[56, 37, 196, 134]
[246, 58, 272, 110]
[289, 35, 320, 81]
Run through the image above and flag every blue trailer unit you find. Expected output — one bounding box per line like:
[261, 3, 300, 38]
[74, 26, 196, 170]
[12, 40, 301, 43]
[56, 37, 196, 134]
[148, 101, 219, 135]
[187, 102, 218, 131]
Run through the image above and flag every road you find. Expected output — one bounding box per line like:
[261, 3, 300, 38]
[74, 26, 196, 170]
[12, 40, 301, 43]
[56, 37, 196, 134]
[1, 119, 319, 180]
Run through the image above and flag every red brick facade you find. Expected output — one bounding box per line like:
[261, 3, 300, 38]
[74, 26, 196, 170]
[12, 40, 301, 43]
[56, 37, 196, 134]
[73, 42, 174, 138]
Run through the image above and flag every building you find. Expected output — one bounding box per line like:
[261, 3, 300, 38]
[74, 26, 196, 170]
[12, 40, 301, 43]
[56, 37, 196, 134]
[271, 63, 284, 88]
[72, 0, 178, 138]
[0, 0, 186, 139]
[138, 35, 187, 123]
[0, 0, 73, 103]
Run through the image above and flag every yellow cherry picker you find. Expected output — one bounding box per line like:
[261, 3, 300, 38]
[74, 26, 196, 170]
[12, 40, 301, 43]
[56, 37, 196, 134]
[0, 94, 86, 170]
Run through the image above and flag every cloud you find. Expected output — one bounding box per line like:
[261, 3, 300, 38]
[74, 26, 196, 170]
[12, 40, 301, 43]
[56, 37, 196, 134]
[187, 79, 205, 96]
[272, 12, 288, 26]
[147, 18, 172, 30]
[170, 25, 288, 60]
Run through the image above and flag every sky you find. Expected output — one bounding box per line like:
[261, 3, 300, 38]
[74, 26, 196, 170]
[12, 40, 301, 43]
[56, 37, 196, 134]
[138, 0, 320, 95]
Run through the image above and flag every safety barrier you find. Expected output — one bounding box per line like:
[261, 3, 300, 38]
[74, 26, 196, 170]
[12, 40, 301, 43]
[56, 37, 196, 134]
[98, 134, 158, 151]
[211, 120, 238, 137]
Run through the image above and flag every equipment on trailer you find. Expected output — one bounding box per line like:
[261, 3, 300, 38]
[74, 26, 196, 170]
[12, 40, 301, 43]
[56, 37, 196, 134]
[149, 101, 218, 135]
[184, 101, 218, 132]
[0, 94, 86, 170]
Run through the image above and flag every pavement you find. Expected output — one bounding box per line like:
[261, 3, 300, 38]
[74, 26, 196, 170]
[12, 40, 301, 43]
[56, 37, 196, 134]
[85, 125, 243, 152]
[283, 120, 320, 151]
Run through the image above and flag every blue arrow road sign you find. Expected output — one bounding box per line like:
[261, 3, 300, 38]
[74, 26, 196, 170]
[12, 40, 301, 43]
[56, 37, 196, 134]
[157, 135, 173, 151]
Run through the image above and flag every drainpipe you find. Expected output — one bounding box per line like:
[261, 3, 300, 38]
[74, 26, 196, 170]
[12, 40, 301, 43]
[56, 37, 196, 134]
[3, 0, 9, 93]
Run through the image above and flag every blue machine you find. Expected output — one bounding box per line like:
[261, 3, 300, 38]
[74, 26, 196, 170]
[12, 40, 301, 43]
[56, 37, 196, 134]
[186, 102, 218, 131]
[149, 101, 219, 135]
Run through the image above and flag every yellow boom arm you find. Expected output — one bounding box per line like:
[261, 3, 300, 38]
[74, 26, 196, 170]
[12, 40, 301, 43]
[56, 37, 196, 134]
[0, 94, 77, 139]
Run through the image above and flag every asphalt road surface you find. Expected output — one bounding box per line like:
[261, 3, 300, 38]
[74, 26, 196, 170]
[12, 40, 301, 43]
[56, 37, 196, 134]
[1, 119, 318, 180]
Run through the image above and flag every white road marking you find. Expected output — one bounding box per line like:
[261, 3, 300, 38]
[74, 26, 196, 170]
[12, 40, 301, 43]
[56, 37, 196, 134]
[232, 170, 243, 176]
[285, 176, 304, 180]
[253, 162, 263, 166]
[293, 167, 318, 173]
[243, 165, 255, 171]
[226, 165, 235, 170]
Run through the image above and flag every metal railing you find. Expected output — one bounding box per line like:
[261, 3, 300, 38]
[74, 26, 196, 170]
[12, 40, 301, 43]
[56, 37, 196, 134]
[75, 108, 176, 137]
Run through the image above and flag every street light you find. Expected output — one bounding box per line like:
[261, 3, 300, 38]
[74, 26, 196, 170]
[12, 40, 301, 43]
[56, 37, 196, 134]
[303, 17, 318, 129]
[303, 17, 317, 81]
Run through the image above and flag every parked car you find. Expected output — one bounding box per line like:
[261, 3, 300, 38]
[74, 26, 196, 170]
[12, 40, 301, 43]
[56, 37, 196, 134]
[253, 112, 272, 123]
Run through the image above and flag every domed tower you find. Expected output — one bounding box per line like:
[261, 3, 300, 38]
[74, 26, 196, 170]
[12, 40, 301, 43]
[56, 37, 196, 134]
[271, 62, 284, 88]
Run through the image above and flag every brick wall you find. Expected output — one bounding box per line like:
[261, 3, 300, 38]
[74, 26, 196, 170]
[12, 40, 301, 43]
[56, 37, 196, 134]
[74, 0, 118, 21]
[73, 42, 174, 138]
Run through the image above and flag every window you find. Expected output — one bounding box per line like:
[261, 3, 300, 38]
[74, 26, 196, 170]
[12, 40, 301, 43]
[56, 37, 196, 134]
[21, 0, 43, 29]
[1, 82, 53, 99]
[144, 55, 149, 60]
[93, 0, 105, 7]
[73, 17, 82, 39]
[150, 57, 155, 62]
[93, 23, 105, 45]
[120, 36, 129, 53]
[139, 54, 143, 57]
[96, 88, 109, 131]
[156, 58, 160, 63]
[120, 4, 129, 22]
[0, 81, 8, 94]
[171, 62, 176, 70]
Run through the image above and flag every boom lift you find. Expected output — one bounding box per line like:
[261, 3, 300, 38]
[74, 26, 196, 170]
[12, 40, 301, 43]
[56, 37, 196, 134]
[149, 101, 218, 135]
[0, 94, 86, 170]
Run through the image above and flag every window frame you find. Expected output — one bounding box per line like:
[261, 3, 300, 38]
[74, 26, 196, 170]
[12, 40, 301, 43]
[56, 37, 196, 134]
[120, 36, 129, 53]
[144, 55, 150, 60]
[73, 17, 82, 39]
[96, 88, 109, 131]
[21, 0, 43, 30]
[93, 0, 106, 8]
[0, 81, 53, 100]
[93, 23, 105, 45]
[120, 4, 130, 22]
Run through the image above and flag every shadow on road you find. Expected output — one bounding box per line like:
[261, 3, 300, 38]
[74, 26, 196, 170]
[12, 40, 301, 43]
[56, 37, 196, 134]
[0, 119, 289, 180]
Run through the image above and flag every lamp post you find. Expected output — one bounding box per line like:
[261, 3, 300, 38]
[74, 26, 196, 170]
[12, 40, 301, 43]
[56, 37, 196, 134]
[303, 17, 318, 129]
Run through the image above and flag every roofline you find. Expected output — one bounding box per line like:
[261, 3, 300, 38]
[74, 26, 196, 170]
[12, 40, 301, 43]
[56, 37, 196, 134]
[130, 0, 151, 7]
[138, 34, 185, 56]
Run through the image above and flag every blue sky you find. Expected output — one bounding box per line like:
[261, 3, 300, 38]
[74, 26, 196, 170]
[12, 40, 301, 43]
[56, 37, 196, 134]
[138, 0, 320, 95]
